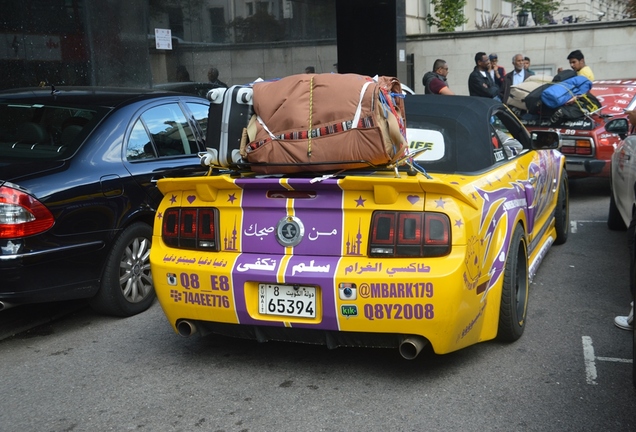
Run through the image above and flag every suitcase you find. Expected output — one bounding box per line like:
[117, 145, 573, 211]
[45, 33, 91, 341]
[524, 83, 552, 114]
[507, 80, 545, 110]
[205, 85, 254, 167]
[241, 73, 408, 174]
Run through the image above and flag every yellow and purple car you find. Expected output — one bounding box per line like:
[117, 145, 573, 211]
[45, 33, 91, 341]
[150, 94, 568, 359]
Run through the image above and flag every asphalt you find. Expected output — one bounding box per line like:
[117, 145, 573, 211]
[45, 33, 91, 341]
[0, 300, 88, 341]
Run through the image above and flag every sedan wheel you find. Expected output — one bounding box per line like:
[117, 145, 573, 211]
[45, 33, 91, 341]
[89, 222, 155, 316]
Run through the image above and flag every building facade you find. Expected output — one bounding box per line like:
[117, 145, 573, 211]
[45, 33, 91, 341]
[1, 0, 634, 90]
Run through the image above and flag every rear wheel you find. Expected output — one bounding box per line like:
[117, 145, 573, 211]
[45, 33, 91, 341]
[554, 174, 569, 245]
[608, 191, 627, 231]
[497, 225, 529, 342]
[89, 222, 155, 317]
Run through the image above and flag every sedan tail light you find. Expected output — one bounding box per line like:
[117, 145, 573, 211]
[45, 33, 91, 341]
[0, 186, 55, 239]
[369, 211, 451, 257]
[162, 208, 219, 251]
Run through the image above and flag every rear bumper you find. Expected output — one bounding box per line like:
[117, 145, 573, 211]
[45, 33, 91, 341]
[0, 240, 105, 304]
[151, 247, 503, 355]
[565, 157, 608, 177]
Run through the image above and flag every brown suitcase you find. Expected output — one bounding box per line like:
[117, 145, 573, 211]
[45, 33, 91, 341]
[240, 73, 408, 174]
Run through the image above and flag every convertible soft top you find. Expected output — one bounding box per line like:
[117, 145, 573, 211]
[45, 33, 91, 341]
[405, 94, 517, 173]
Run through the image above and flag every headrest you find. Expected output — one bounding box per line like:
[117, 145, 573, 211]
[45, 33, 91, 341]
[61, 124, 83, 145]
[17, 122, 48, 144]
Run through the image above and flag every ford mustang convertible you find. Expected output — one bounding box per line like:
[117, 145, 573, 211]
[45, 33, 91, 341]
[150, 92, 568, 359]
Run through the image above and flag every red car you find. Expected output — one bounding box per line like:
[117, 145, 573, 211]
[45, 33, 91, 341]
[524, 79, 636, 178]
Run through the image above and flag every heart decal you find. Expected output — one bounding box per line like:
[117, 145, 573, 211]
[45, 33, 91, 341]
[407, 195, 420, 205]
[187, 195, 196, 204]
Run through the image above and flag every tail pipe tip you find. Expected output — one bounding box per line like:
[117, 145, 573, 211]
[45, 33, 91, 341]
[399, 336, 428, 360]
[176, 320, 197, 337]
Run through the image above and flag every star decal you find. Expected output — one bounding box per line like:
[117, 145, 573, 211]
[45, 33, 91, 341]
[228, 193, 237, 204]
[435, 197, 445, 208]
[157, 212, 162, 219]
[355, 195, 366, 207]
[454, 219, 463, 228]
[169, 194, 177, 204]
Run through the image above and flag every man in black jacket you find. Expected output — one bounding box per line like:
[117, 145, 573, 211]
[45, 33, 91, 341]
[468, 52, 500, 100]
[499, 54, 531, 104]
[422, 59, 455, 95]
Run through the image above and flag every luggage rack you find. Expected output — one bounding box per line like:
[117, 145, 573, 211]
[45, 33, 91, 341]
[198, 147, 432, 180]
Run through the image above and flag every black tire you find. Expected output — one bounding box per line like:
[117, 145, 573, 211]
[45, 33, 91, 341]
[554, 173, 569, 245]
[497, 225, 529, 342]
[89, 222, 155, 317]
[607, 191, 627, 231]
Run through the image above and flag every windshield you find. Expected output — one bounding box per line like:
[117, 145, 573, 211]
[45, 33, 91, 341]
[0, 102, 106, 160]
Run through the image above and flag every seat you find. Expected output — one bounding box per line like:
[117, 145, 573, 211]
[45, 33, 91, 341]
[16, 122, 49, 144]
[60, 124, 83, 145]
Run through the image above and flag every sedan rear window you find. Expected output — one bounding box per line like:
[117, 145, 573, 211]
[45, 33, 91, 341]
[0, 102, 101, 159]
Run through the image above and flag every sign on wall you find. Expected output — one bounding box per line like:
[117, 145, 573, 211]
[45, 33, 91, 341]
[155, 28, 172, 50]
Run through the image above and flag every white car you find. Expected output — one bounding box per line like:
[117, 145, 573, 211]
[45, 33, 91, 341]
[608, 96, 636, 231]
[607, 96, 636, 388]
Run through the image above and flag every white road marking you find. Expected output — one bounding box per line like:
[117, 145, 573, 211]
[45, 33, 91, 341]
[596, 356, 633, 363]
[570, 220, 607, 234]
[582, 336, 598, 385]
[582, 336, 633, 385]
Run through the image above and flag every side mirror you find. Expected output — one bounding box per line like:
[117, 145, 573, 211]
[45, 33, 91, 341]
[606, 118, 629, 139]
[531, 130, 560, 150]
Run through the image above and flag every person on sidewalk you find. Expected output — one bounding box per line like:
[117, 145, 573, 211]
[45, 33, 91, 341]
[524, 56, 536, 76]
[558, 50, 594, 81]
[468, 52, 500, 100]
[488, 53, 506, 89]
[499, 53, 531, 104]
[422, 59, 455, 95]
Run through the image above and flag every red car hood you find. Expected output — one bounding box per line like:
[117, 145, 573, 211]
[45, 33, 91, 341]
[590, 79, 636, 116]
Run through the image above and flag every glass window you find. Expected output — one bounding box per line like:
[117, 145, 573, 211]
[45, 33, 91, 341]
[138, 103, 196, 158]
[186, 102, 209, 139]
[127, 120, 155, 161]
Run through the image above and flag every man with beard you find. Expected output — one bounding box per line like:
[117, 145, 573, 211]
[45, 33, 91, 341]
[422, 59, 454, 95]
[468, 52, 500, 100]
[500, 53, 531, 104]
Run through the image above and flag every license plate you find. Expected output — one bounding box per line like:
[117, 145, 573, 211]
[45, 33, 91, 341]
[258, 284, 316, 318]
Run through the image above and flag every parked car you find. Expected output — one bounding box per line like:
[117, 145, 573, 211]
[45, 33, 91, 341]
[149, 93, 567, 358]
[524, 79, 636, 179]
[607, 95, 636, 231]
[0, 86, 210, 316]
[153, 82, 221, 98]
[606, 98, 636, 386]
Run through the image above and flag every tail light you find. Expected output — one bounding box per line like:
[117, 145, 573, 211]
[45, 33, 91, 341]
[162, 207, 219, 251]
[0, 186, 54, 239]
[369, 211, 451, 257]
[560, 138, 593, 156]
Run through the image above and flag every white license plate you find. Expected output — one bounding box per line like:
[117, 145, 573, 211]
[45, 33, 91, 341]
[258, 284, 316, 318]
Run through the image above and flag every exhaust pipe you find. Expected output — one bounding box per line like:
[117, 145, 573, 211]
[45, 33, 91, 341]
[176, 320, 197, 337]
[399, 336, 428, 360]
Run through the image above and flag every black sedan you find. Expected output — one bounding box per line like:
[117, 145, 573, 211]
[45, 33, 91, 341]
[0, 86, 210, 316]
